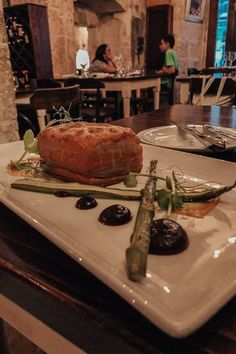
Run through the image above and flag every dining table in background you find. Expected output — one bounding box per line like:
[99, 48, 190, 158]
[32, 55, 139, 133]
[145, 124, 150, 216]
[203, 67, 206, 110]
[176, 74, 236, 105]
[176, 74, 214, 104]
[176, 75, 216, 104]
[0, 104, 236, 354]
[202, 66, 236, 75]
[15, 89, 47, 130]
[15, 85, 80, 131]
[58, 72, 161, 118]
[100, 73, 161, 117]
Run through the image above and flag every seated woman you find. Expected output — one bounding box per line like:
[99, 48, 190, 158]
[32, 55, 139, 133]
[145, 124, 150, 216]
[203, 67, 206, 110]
[89, 44, 118, 74]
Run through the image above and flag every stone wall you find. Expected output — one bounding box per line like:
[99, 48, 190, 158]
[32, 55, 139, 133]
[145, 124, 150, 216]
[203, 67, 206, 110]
[75, 0, 210, 73]
[47, 0, 75, 77]
[0, 0, 19, 143]
[147, 0, 210, 74]
[75, 0, 146, 69]
[7, 0, 210, 76]
[9, 0, 145, 75]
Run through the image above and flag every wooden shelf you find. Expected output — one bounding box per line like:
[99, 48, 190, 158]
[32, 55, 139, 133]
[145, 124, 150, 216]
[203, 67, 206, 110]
[4, 4, 53, 85]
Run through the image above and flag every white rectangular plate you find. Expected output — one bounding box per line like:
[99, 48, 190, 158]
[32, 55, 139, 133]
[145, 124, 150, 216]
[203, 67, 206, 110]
[0, 141, 236, 337]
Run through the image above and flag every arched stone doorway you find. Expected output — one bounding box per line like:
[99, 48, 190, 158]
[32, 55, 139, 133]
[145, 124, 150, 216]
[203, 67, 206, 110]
[74, 0, 146, 69]
[74, 0, 125, 15]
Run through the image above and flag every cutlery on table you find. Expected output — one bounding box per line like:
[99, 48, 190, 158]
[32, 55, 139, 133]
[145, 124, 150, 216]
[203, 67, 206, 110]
[173, 122, 227, 151]
[203, 124, 236, 141]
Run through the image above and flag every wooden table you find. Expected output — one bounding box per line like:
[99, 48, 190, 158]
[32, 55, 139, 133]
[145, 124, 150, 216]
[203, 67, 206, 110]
[58, 73, 161, 118]
[15, 85, 80, 131]
[176, 75, 236, 105]
[202, 67, 236, 75]
[101, 74, 161, 117]
[176, 75, 211, 104]
[0, 105, 236, 353]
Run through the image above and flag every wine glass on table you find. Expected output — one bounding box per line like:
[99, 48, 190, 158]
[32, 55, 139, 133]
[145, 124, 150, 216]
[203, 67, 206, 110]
[231, 52, 236, 67]
[114, 56, 121, 76]
[223, 51, 230, 67]
[81, 63, 88, 77]
[228, 52, 235, 67]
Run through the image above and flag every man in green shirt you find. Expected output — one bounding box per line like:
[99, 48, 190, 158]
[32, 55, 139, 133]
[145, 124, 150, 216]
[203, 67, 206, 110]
[158, 34, 179, 90]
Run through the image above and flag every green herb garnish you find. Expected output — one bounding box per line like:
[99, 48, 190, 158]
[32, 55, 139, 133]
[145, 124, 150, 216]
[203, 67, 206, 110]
[124, 174, 138, 187]
[23, 129, 38, 154]
[46, 106, 83, 128]
[11, 129, 38, 168]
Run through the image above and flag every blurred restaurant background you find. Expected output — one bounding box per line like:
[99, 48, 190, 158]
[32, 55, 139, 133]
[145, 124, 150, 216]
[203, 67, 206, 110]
[0, 0, 234, 136]
[0, 1, 236, 354]
[0, 0, 236, 142]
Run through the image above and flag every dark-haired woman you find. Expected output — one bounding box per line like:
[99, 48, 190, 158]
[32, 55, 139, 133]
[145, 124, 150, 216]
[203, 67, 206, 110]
[89, 44, 117, 73]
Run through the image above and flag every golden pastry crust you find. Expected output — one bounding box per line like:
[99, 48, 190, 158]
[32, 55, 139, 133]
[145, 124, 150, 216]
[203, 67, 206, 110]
[38, 122, 143, 186]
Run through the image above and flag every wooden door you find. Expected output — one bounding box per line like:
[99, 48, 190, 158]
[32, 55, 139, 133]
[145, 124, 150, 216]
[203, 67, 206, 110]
[226, 0, 236, 51]
[206, 1, 219, 67]
[146, 5, 173, 71]
[28, 4, 53, 79]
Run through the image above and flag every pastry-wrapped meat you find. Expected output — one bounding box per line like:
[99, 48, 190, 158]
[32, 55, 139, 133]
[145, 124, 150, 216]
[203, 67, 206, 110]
[38, 122, 143, 186]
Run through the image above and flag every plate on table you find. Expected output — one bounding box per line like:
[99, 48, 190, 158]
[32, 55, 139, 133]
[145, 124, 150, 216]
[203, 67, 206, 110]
[0, 141, 236, 337]
[90, 73, 115, 79]
[138, 125, 236, 152]
[138, 124, 236, 152]
[126, 70, 141, 77]
[62, 74, 77, 79]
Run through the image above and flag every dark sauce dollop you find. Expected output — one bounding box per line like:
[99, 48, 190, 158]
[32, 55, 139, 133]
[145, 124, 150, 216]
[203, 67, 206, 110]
[75, 196, 98, 210]
[149, 218, 189, 255]
[54, 191, 70, 198]
[99, 204, 132, 226]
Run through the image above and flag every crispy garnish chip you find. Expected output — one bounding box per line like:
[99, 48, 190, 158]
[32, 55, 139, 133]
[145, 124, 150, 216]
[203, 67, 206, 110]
[176, 198, 219, 218]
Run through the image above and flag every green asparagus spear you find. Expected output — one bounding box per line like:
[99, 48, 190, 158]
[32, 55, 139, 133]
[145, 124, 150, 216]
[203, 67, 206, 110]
[11, 179, 141, 200]
[126, 160, 157, 282]
[11, 177, 236, 205]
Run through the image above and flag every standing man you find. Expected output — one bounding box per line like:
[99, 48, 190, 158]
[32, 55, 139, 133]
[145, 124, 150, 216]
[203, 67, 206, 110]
[158, 34, 179, 92]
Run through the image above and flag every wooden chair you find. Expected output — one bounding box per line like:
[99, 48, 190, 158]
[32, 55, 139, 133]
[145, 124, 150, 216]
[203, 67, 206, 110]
[130, 90, 154, 115]
[16, 85, 80, 131]
[189, 77, 236, 106]
[17, 112, 38, 139]
[36, 78, 62, 88]
[64, 78, 118, 122]
[187, 67, 201, 76]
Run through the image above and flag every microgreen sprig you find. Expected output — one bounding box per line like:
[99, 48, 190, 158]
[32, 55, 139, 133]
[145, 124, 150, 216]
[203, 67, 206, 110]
[124, 170, 183, 214]
[46, 106, 83, 128]
[124, 174, 138, 187]
[123, 172, 166, 188]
